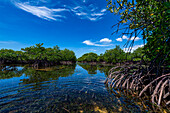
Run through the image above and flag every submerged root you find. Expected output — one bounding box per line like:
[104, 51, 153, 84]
[105, 63, 170, 108]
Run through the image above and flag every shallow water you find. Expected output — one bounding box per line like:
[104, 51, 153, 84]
[0, 64, 148, 112]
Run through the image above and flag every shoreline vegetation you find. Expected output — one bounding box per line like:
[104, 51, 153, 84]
[104, 0, 169, 111]
[0, 43, 76, 68]
[77, 45, 146, 65]
[0, 44, 144, 67]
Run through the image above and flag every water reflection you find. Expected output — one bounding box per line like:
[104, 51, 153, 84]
[0, 65, 25, 79]
[77, 63, 112, 76]
[0, 64, 156, 112]
[0, 65, 76, 81]
[21, 64, 76, 84]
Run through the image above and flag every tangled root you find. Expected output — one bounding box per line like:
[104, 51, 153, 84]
[105, 63, 170, 107]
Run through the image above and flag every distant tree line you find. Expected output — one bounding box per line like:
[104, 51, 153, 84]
[0, 44, 146, 66]
[77, 45, 147, 64]
[0, 43, 76, 68]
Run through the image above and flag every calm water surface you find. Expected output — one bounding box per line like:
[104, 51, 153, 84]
[0, 64, 148, 112]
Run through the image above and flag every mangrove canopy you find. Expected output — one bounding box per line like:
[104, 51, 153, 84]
[0, 43, 77, 67]
[105, 0, 170, 109]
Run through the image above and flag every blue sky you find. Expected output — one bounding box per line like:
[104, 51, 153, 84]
[0, 0, 144, 58]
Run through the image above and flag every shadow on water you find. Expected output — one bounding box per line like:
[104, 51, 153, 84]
[0, 64, 159, 112]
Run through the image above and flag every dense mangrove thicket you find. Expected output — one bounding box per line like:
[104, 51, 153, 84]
[78, 45, 145, 64]
[77, 52, 98, 63]
[105, 0, 170, 109]
[0, 43, 76, 67]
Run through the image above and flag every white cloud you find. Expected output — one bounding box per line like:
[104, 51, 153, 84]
[0, 41, 28, 51]
[76, 12, 87, 16]
[123, 44, 144, 53]
[12, 0, 107, 21]
[101, 9, 106, 13]
[91, 13, 104, 16]
[89, 49, 96, 52]
[73, 6, 81, 10]
[83, 40, 113, 47]
[116, 38, 122, 42]
[13, 2, 68, 21]
[100, 38, 112, 43]
[0, 41, 18, 44]
[116, 35, 141, 42]
[122, 35, 128, 40]
[83, 40, 94, 46]
[130, 36, 141, 41]
[69, 3, 106, 21]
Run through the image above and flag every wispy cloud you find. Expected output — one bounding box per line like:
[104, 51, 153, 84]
[101, 9, 106, 13]
[13, 1, 68, 21]
[0, 41, 18, 44]
[12, 0, 107, 21]
[83, 38, 113, 47]
[89, 49, 96, 52]
[116, 35, 141, 42]
[70, 4, 105, 21]
[123, 44, 144, 53]
[0, 41, 28, 50]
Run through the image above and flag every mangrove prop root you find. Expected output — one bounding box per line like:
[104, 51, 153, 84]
[158, 80, 168, 106]
[163, 92, 169, 99]
[166, 101, 170, 106]
[105, 63, 170, 107]
[139, 74, 170, 97]
[151, 77, 166, 104]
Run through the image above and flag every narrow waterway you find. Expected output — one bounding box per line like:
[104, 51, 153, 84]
[0, 64, 149, 112]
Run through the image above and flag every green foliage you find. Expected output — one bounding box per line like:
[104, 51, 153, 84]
[97, 54, 104, 62]
[0, 43, 77, 65]
[78, 63, 97, 74]
[103, 45, 126, 63]
[45, 46, 61, 62]
[78, 52, 98, 62]
[78, 45, 146, 63]
[21, 43, 46, 61]
[0, 49, 18, 61]
[132, 47, 144, 58]
[60, 49, 77, 62]
[107, 0, 170, 67]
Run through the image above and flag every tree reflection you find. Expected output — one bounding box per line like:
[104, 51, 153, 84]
[77, 63, 97, 74]
[0, 65, 76, 82]
[97, 65, 113, 76]
[0, 65, 25, 79]
[21, 64, 76, 85]
[77, 63, 112, 76]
